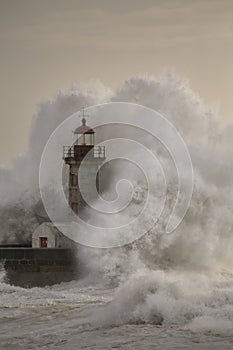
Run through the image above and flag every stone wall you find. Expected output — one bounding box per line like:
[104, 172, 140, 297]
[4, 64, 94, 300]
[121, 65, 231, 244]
[0, 248, 79, 287]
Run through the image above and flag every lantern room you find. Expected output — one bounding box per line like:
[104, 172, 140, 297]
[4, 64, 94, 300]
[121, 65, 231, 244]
[73, 117, 95, 146]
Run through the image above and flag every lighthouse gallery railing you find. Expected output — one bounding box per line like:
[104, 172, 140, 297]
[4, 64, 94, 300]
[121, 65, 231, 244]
[63, 145, 105, 159]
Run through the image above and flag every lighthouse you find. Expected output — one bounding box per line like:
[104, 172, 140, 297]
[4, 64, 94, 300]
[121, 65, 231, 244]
[63, 108, 105, 214]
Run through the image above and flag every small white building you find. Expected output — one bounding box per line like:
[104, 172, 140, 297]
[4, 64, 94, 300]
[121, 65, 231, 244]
[32, 222, 75, 249]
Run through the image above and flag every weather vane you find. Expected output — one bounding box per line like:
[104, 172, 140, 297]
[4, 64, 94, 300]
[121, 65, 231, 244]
[79, 105, 89, 122]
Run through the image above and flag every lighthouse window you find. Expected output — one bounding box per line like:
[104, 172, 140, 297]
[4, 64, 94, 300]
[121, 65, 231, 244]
[71, 174, 78, 186]
[71, 202, 78, 213]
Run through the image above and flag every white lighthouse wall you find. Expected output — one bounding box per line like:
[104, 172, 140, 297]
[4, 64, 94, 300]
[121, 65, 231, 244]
[70, 160, 102, 210]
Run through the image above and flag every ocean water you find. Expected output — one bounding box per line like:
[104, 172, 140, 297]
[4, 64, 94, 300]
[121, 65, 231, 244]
[1, 267, 233, 350]
[1, 73, 233, 348]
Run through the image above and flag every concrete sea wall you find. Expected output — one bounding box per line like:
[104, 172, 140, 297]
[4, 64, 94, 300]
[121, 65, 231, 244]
[0, 248, 79, 287]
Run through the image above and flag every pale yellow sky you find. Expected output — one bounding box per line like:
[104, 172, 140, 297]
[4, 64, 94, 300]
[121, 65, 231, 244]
[0, 0, 232, 166]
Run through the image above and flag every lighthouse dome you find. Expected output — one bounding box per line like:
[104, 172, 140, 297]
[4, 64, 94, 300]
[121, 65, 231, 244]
[74, 118, 94, 134]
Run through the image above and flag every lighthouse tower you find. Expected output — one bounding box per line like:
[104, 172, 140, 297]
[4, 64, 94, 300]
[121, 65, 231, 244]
[63, 109, 105, 214]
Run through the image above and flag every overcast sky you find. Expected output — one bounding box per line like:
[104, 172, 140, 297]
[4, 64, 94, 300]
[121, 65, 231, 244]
[0, 0, 232, 166]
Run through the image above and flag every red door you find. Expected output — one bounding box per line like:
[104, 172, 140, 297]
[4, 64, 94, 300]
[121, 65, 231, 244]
[40, 237, 48, 248]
